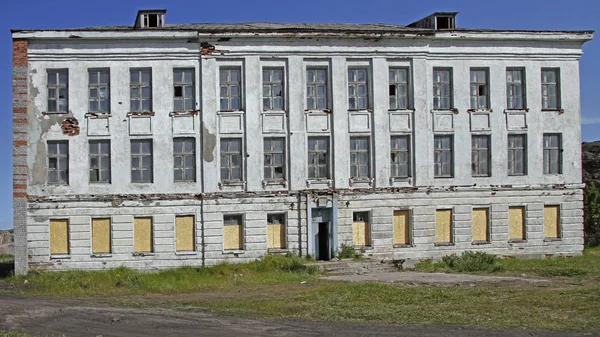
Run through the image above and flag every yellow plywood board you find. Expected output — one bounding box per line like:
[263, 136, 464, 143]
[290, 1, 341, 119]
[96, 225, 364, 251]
[134, 217, 153, 253]
[50, 219, 69, 255]
[472, 208, 489, 242]
[92, 218, 111, 254]
[436, 209, 452, 243]
[353, 221, 370, 246]
[509, 207, 525, 240]
[224, 224, 242, 250]
[176, 216, 195, 251]
[544, 206, 560, 239]
[268, 224, 286, 249]
[393, 210, 410, 245]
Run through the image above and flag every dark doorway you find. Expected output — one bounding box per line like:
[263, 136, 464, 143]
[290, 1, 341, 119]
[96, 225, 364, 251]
[317, 222, 331, 261]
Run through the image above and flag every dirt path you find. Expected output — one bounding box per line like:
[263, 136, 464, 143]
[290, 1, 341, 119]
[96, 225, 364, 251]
[0, 295, 595, 337]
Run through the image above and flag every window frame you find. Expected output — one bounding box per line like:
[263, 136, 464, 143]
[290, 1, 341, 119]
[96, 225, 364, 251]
[262, 67, 285, 111]
[130, 68, 152, 112]
[263, 137, 286, 181]
[347, 67, 370, 110]
[469, 68, 490, 110]
[471, 134, 491, 177]
[47, 140, 69, 185]
[173, 68, 195, 112]
[130, 139, 153, 183]
[47, 69, 69, 113]
[508, 134, 527, 176]
[267, 213, 287, 250]
[388, 67, 409, 110]
[541, 68, 561, 110]
[506, 68, 526, 110]
[471, 207, 491, 244]
[219, 67, 243, 111]
[352, 211, 371, 247]
[349, 136, 371, 179]
[88, 68, 110, 113]
[223, 214, 244, 251]
[307, 136, 330, 179]
[543, 133, 562, 175]
[220, 138, 243, 182]
[390, 135, 411, 179]
[432, 68, 453, 110]
[173, 137, 196, 182]
[89, 139, 111, 184]
[306, 67, 329, 110]
[433, 135, 453, 178]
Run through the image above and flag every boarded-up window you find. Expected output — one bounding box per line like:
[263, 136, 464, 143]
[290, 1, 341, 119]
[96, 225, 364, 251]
[435, 209, 453, 244]
[544, 205, 560, 239]
[472, 208, 489, 242]
[353, 212, 370, 246]
[267, 214, 286, 249]
[393, 210, 410, 245]
[134, 217, 153, 253]
[509, 206, 526, 241]
[224, 215, 243, 250]
[50, 219, 69, 255]
[176, 215, 195, 252]
[92, 218, 111, 254]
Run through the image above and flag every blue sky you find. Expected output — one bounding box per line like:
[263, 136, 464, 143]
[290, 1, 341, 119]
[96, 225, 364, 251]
[1, 0, 598, 229]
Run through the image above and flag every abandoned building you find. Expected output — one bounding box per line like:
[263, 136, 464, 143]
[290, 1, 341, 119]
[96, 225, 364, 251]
[11, 10, 593, 274]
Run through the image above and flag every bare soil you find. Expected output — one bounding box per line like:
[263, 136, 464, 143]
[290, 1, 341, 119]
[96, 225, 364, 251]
[0, 295, 595, 337]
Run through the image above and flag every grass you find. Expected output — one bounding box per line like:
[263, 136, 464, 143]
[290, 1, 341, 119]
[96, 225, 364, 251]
[0, 331, 42, 337]
[0, 255, 14, 263]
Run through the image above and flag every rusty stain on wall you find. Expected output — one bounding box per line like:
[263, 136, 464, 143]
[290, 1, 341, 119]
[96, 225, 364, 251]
[61, 117, 80, 136]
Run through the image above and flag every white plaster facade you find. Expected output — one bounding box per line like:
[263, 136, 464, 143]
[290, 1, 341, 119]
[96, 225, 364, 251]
[11, 11, 593, 273]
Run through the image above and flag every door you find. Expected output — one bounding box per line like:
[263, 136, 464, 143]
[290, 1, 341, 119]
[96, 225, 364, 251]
[317, 222, 331, 261]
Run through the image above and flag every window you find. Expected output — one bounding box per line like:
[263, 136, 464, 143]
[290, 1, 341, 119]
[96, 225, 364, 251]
[506, 68, 525, 109]
[219, 68, 242, 110]
[131, 140, 153, 183]
[544, 205, 560, 239]
[47, 140, 69, 185]
[223, 215, 243, 250]
[88, 69, 110, 113]
[264, 138, 285, 181]
[434, 135, 453, 178]
[541, 69, 560, 110]
[175, 215, 195, 252]
[470, 69, 489, 110]
[263, 68, 284, 110]
[352, 212, 370, 247]
[435, 209, 453, 244]
[307, 137, 329, 179]
[508, 134, 526, 176]
[350, 137, 370, 179]
[389, 68, 409, 110]
[220, 138, 243, 181]
[173, 138, 195, 182]
[306, 68, 328, 110]
[173, 69, 195, 111]
[134, 217, 153, 253]
[348, 68, 369, 110]
[390, 135, 410, 178]
[47, 70, 68, 113]
[89, 140, 111, 183]
[543, 134, 562, 174]
[393, 210, 411, 246]
[433, 68, 452, 110]
[472, 208, 490, 243]
[471, 135, 491, 177]
[267, 214, 286, 249]
[92, 218, 111, 255]
[50, 219, 69, 255]
[130, 69, 152, 112]
[509, 206, 526, 241]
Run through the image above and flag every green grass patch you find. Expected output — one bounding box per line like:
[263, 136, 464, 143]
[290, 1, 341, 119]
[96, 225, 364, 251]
[0, 331, 42, 337]
[0, 255, 14, 263]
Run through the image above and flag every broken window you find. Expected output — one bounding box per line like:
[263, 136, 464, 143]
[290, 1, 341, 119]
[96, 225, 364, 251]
[219, 68, 242, 110]
[50, 219, 69, 255]
[348, 68, 369, 110]
[307, 137, 329, 179]
[389, 68, 409, 110]
[223, 214, 243, 250]
[432, 68, 452, 110]
[306, 68, 328, 110]
[47, 140, 69, 185]
[175, 215, 195, 252]
[88, 69, 110, 113]
[130, 139, 153, 183]
[353, 211, 370, 247]
[220, 138, 243, 181]
[263, 68, 284, 110]
[264, 138, 285, 181]
[434, 135, 453, 178]
[134, 217, 153, 253]
[173, 69, 195, 111]
[543, 133, 562, 174]
[471, 135, 491, 177]
[173, 138, 195, 182]
[89, 140, 111, 183]
[130, 69, 152, 112]
[506, 68, 525, 109]
[47, 69, 68, 113]
[541, 69, 560, 110]
[350, 137, 370, 179]
[267, 213, 286, 249]
[470, 69, 489, 109]
[508, 134, 526, 176]
[92, 218, 111, 254]
[390, 135, 410, 178]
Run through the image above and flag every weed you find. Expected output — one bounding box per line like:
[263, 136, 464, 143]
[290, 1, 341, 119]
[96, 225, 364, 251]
[441, 251, 503, 272]
[337, 244, 356, 259]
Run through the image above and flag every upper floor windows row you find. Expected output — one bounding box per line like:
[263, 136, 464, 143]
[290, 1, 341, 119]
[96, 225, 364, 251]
[45, 66, 562, 114]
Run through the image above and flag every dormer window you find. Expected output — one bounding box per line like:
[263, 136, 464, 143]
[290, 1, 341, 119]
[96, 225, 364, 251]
[134, 9, 166, 29]
[436, 16, 454, 29]
[408, 12, 457, 30]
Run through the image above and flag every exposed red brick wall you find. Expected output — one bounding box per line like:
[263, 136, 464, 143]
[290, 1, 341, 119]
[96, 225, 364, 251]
[12, 39, 28, 67]
[13, 38, 28, 200]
